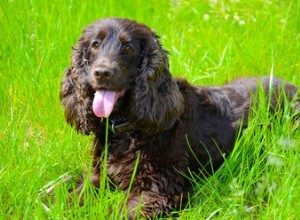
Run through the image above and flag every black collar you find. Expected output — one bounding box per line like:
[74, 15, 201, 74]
[109, 117, 134, 134]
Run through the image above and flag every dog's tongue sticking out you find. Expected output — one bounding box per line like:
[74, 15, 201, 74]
[93, 90, 117, 118]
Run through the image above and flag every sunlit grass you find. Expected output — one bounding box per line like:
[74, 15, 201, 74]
[0, 0, 299, 219]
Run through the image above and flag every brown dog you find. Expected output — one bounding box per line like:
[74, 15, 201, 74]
[60, 18, 299, 218]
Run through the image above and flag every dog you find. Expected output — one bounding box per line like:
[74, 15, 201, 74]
[60, 18, 299, 218]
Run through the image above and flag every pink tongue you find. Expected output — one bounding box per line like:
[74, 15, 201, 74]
[93, 90, 117, 118]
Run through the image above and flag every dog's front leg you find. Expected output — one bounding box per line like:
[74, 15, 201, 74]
[126, 190, 187, 219]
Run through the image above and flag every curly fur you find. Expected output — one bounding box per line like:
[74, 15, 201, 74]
[60, 18, 299, 218]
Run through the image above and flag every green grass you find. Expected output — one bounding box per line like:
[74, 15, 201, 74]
[1, 0, 300, 219]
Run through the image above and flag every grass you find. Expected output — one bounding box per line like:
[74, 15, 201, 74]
[0, 0, 300, 219]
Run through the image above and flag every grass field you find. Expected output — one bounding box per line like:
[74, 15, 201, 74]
[1, 0, 300, 219]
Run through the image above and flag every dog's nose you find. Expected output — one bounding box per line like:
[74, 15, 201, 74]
[93, 67, 114, 78]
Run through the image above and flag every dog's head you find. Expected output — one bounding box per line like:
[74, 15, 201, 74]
[60, 18, 183, 134]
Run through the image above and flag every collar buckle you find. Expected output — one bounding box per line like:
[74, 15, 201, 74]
[109, 118, 132, 134]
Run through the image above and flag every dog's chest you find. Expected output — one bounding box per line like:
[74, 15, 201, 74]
[105, 134, 166, 192]
[106, 137, 140, 190]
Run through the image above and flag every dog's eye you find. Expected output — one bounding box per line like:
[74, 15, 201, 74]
[124, 45, 134, 54]
[92, 41, 100, 50]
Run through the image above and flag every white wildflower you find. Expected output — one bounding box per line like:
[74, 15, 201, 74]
[268, 181, 277, 192]
[254, 182, 264, 195]
[244, 205, 255, 213]
[233, 13, 240, 21]
[238, 20, 245, 26]
[278, 137, 296, 150]
[228, 208, 238, 215]
[280, 18, 286, 24]
[267, 154, 284, 167]
[203, 13, 210, 21]
[209, 0, 218, 5]
[229, 178, 240, 191]
[229, 178, 244, 197]
[255, 177, 268, 195]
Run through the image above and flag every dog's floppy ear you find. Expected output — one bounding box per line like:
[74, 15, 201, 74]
[131, 32, 184, 132]
[60, 30, 96, 135]
[60, 67, 92, 135]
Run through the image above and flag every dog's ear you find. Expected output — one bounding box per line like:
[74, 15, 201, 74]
[60, 67, 92, 135]
[60, 31, 96, 135]
[131, 33, 184, 131]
